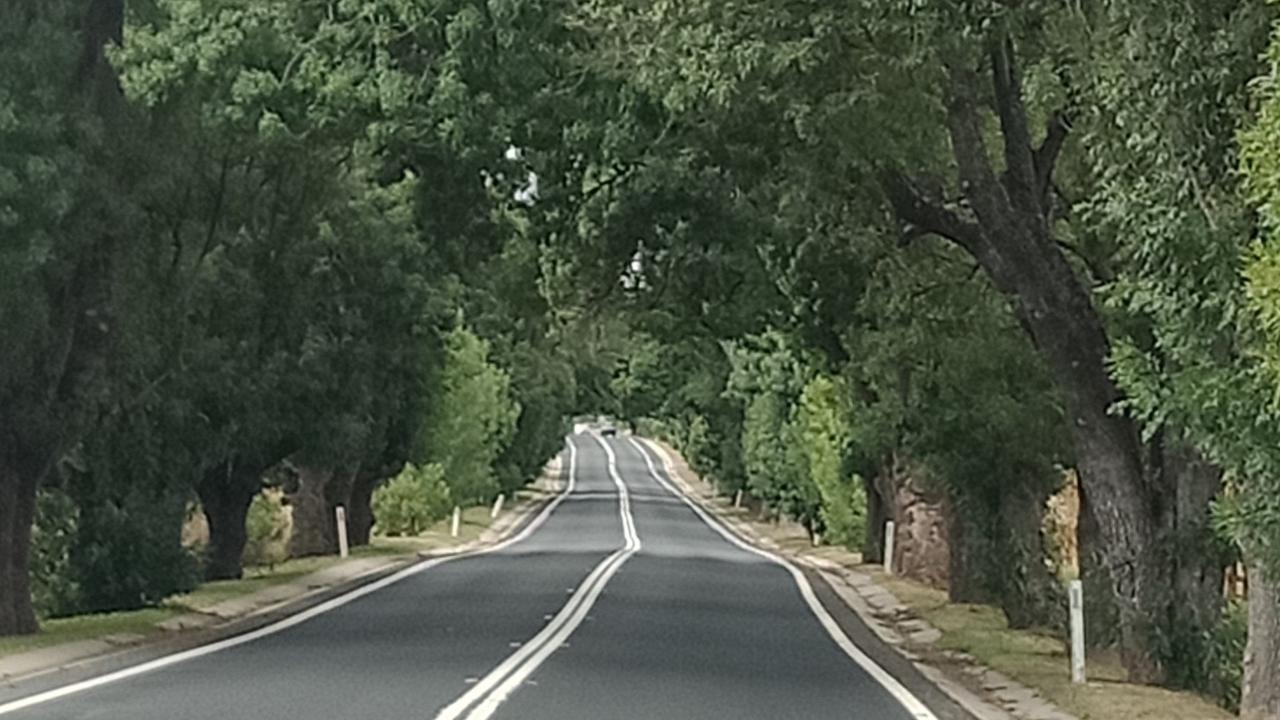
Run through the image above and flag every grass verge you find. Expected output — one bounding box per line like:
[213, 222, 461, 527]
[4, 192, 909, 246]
[872, 571, 1232, 720]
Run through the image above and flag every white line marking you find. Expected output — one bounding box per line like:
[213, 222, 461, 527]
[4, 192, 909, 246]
[437, 435, 641, 720]
[628, 437, 939, 720]
[0, 443, 582, 717]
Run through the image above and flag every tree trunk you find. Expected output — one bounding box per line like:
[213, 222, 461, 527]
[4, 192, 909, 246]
[287, 466, 335, 558]
[947, 505, 994, 605]
[1076, 486, 1120, 649]
[997, 481, 1064, 631]
[861, 462, 893, 563]
[0, 464, 39, 636]
[1160, 440, 1229, 686]
[347, 471, 380, 547]
[287, 466, 359, 558]
[1241, 561, 1280, 720]
[198, 466, 259, 581]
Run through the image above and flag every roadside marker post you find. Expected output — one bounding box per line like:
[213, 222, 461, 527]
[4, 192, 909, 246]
[491, 494, 505, 519]
[883, 521, 896, 575]
[335, 506, 349, 559]
[1069, 579, 1086, 684]
[451, 506, 461, 538]
[733, 489, 744, 508]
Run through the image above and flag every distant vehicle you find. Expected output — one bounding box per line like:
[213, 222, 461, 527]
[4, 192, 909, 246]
[600, 425, 617, 437]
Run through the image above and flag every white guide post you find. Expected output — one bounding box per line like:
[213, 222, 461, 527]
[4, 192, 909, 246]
[733, 489, 744, 508]
[335, 506, 349, 559]
[491, 493, 505, 519]
[883, 520, 896, 575]
[451, 506, 462, 538]
[1069, 579, 1086, 684]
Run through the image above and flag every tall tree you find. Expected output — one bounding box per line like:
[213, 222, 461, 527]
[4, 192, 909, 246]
[0, 0, 132, 635]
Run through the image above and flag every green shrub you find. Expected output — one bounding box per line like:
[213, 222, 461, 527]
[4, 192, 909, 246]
[372, 463, 452, 536]
[32, 480, 200, 618]
[30, 489, 81, 618]
[243, 490, 290, 568]
[1203, 600, 1247, 712]
[797, 376, 866, 547]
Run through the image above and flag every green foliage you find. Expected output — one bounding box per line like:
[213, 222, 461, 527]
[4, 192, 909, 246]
[243, 491, 290, 569]
[796, 376, 865, 548]
[372, 463, 453, 536]
[1202, 601, 1248, 712]
[30, 491, 80, 619]
[727, 331, 820, 525]
[419, 328, 519, 505]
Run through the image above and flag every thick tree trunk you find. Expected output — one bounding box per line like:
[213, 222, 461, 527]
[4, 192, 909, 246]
[287, 466, 335, 558]
[0, 465, 39, 636]
[1159, 441, 1229, 685]
[347, 471, 380, 547]
[198, 466, 259, 581]
[287, 466, 358, 557]
[1241, 560, 1280, 720]
[947, 506, 994, 605]
[997, 482, 1064, 631]
[1077, 487, 1121, 649]
[862, 475, 886, 562]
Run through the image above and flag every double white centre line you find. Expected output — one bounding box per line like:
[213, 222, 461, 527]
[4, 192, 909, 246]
[434, 434, 640, 720]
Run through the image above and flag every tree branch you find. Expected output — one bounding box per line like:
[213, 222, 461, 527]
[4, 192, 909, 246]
[880, 169, 1020, 298]
[990, 34, 1040, 218]
[1035, 113, 1071, 215]
[879, 170, 984, 254]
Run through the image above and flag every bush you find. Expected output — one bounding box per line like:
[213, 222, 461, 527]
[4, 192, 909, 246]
[1203, 600, 1247, 712]
[797, 376, 866, 547]
[33, 481, 200, 618]
[30, 489, 81, 618]
[243, 490, 290, 568]
[372, 463, 452, 536]
[421, 328, 518, 506]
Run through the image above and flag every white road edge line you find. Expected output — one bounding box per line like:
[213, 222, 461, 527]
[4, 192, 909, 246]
[627, 437, 939, 720]
[437, 434, 641, 720]
[0, 441, 583, 718]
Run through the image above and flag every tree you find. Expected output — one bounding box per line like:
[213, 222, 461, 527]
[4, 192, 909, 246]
[0, 0, 134, 635]
[420, 327, 518, 506]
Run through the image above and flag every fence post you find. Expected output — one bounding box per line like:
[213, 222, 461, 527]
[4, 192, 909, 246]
[1069, 579, 1086, 684]
[335, 506, 349, 559]
[491, 494, 505, 519]
[451, 506, 461, 538]
[883, 520, 896, 575]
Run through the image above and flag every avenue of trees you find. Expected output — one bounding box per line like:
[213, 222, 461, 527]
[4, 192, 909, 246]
[5, 1, 1280, 718]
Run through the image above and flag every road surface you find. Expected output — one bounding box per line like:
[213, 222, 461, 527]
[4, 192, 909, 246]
[0, 434, 945, 719]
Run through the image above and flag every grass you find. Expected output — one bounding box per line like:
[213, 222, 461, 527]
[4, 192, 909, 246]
[0, 607, 184, 658]
[873, 572, 1233, 720]
[1, 489, 547, 663]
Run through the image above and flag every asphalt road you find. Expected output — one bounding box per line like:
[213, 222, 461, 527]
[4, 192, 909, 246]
[0, 434, 943, 720]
